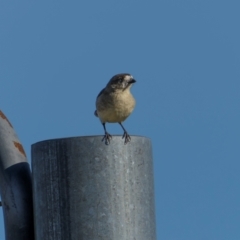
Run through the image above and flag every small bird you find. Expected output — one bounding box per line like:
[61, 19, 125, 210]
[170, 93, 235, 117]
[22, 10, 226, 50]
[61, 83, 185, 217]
[94, 73, 136, 145]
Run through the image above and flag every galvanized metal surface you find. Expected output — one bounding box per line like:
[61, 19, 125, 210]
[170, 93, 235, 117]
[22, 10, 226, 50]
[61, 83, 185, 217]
[0, 110, 34, 240]
[32, 136, 156, 240]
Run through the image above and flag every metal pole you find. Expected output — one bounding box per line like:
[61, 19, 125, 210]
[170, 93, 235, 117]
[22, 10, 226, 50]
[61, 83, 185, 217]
[0, 110, 34, 240]
[32, 136, 156, 240]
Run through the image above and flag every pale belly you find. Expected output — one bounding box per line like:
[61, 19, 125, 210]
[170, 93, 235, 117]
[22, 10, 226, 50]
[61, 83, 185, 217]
[98, 108, 132, 123]
[97, 94, 136, 123]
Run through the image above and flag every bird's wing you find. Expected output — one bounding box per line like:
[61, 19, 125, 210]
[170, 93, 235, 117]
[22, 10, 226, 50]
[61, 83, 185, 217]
[94, 88, 105, 117]
[97, 88, 105, 99]
[94, 110, 98, 117]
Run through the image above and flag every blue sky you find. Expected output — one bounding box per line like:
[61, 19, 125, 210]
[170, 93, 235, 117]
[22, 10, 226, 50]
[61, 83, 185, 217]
[1, 1, 240, 239]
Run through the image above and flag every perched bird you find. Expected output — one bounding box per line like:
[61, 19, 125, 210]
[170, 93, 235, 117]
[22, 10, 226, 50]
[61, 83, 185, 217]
[94, 73, 136, 145]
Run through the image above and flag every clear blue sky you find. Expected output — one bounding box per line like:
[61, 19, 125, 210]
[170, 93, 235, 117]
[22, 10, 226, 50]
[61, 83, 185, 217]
[1, 1, 240, 239]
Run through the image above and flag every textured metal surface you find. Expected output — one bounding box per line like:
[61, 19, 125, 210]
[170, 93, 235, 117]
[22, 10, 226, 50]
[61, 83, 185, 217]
[0, 110, 27, 168]
[32, 136, 156, 240]
[0, 110, 34, 240]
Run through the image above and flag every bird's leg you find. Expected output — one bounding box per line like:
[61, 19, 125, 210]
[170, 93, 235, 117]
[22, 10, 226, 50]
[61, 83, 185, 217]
[102, 123, 112, 145]
[118, 122, 131, 144]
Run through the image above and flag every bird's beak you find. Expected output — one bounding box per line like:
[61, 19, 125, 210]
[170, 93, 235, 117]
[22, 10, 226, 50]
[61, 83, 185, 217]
[129, 79, 136, 84]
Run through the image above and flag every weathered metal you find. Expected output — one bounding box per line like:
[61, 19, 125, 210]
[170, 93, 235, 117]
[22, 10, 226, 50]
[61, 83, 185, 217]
[0, 110, 34, 240]
[32, 136, 156, 240]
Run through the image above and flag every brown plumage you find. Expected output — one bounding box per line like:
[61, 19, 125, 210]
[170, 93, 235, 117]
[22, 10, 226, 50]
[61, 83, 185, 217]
[94, 73, 136, 145]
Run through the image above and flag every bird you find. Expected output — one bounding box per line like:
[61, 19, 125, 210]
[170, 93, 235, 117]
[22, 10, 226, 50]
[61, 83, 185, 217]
[94, 73, 136, 145]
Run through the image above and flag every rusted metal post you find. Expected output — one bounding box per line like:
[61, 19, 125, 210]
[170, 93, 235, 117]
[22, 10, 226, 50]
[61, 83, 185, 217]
[0, 110, 34, 240]
[32, 136, 156, 240]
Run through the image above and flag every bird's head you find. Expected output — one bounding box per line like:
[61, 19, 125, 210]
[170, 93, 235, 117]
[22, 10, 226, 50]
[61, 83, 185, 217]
[107, 73, 136, 91]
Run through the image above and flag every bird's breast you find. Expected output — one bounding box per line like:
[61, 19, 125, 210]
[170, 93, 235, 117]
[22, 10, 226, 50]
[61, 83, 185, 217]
[96, 91, 136, 123]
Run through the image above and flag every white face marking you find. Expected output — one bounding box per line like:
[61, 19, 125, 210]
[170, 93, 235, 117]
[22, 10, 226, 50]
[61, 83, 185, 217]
[124, 75, 133, 81]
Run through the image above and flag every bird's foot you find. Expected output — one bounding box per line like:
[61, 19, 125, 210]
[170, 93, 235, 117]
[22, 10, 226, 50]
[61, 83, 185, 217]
[122, 131, 131, 144]
[102, 132, 112, 145]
